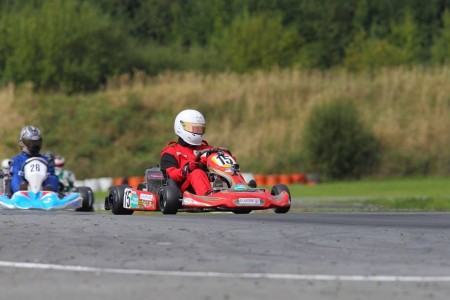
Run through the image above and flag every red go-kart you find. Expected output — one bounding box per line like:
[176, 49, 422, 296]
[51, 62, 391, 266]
[105, 147, 291, 215]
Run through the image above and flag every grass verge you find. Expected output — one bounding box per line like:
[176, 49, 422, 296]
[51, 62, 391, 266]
[290, 177, 450, 212]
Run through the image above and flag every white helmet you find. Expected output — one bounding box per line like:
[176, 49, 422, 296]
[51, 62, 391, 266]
[1, 158, 12, 170]
[174, 109, 206, 146]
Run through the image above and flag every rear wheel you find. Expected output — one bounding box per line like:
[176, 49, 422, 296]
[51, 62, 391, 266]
[108, 185, 133, 215]
[271, 184, 291, 214]
[137, 182, 146, 191]
[159, 179, 180, 215]
[2, 175, 12, 198]
[75, 186, 94, 212]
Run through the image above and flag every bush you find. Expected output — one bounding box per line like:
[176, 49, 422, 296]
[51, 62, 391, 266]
[303, 100, 380, 180]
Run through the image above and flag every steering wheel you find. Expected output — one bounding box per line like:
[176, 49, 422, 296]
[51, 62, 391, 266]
[195, 147, 230, 163]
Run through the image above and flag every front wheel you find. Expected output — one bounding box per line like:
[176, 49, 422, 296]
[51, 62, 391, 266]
[75, 186, 95, 212]
[271, 184, 291, 214]
[159, 179, 181, 215]
[108, 185, 133, 215]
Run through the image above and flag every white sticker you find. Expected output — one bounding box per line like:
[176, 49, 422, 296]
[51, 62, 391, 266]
[139, 193, 154, 201]
[238, 198, 261, 205]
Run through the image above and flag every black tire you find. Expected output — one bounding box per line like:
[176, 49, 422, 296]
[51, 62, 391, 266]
[248, 179, 257, 188]
[159, 179, 181, 215]
[0, 175, 5, 194]
[271, 184, 291, 214]
[2, 175, 12, 198]
[137, 182, 146, 191]
[75, 186, 95, 212]
[108, 185, 133, 215]
[232, 209, 252, 214]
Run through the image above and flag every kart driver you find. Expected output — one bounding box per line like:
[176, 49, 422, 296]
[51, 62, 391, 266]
[0, 158, 12, 195]
[160, 109, 214, 196]
[54, 155, 76, 192]
[1, 158, 12, 174]
[10, 125, 59, 193]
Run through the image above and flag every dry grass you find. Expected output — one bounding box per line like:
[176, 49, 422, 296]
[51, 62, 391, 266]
[133, 67, 448, 174]
[1, 66, 449, 175]
[0, 83, 26, 157]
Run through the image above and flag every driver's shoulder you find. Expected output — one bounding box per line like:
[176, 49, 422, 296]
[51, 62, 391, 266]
[198, 140, 213, 150]
[11, 153, 26, 164]
[161, 141, 178, 153]
[195, 140, 209, 148]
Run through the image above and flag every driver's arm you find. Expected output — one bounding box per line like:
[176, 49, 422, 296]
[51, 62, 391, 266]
[10, 156, 24, 193]
[160, 153, 186, 183]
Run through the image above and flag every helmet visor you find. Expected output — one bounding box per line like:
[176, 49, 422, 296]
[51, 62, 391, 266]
[181, 121, 205, 135]
[24, 139, 42, 155]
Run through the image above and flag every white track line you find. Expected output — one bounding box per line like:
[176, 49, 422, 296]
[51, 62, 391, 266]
[1, 260, 450, 282]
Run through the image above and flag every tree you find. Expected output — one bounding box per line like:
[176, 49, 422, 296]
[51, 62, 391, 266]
[343, 10, 421, 71]
[212, 11, 304, 72]
[0, 0, 133, 92]
[431, 9, 450, 64]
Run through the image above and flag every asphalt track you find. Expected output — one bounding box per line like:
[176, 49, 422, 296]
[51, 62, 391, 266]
[1, 210, 450, 300]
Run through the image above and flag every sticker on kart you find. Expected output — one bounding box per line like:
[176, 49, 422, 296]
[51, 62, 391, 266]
[235, 198, 263, 206]
[124, 188, 156, 210]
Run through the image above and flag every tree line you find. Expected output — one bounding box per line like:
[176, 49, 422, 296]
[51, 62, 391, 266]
[1, 0, 450, 92]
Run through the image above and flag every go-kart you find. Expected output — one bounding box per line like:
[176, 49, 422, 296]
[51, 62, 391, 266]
[105, 147, 291, 215]
[0, 157, 94, 211]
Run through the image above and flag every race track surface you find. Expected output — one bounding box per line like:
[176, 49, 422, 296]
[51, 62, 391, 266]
[1, 210, 450, 300]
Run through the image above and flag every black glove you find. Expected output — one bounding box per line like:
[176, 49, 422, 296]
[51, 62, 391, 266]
[183, 160, 199, 176]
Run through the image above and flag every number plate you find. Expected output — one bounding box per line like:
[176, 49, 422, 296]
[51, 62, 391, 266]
[237, 198, 261, 205]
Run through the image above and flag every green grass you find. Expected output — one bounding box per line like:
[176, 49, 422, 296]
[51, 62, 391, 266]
[290, 177, 449, 198]
[95, 177, 450, 212]
[288, 177, 450, 212]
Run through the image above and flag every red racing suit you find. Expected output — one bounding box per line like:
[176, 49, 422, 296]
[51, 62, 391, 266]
[160, 138, 213, 195]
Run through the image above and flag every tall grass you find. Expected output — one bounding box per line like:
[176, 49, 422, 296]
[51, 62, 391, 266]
[1, 67, 449, 178]
[0, 83, 25, 151]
